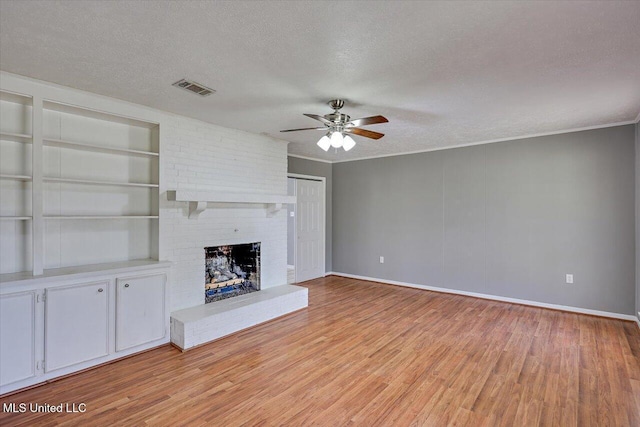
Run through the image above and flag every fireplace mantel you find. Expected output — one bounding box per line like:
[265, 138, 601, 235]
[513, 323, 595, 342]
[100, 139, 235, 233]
[168, 190, 296, 219]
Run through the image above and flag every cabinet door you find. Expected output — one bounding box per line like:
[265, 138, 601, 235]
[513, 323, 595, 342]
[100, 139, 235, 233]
[116, 273, 166, 351]
[45, 281, 109, 372]
[0, 291, 37, 386]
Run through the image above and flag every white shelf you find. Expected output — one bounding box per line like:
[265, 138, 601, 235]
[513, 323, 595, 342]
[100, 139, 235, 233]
[44, 215, 159, 220]
[43, 137, 159, 157]
[168, 190, 295, 219]
[0, 132, 32, 143]
[44, 100, 158, 129]
[0, 174, 32, 181]
[44, 177, 158, 188]
[0, 216, 31, 221]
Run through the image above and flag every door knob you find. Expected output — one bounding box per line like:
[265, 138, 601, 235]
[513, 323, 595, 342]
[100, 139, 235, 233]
[124, 284, 130, 288]
[98, 288, 104, 293]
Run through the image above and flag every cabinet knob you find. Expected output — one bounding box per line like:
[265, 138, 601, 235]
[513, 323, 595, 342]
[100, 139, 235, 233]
[124, 284, 130, 288]
[98, 288, 104, 293]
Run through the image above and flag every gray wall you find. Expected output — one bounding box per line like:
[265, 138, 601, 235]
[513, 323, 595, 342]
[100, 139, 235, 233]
[287, 156, 333, 272]
[332, 125, 636, 315]
[636, 123, 640, 320]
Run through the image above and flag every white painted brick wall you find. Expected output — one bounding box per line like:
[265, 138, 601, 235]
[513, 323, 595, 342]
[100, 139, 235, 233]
[159, 115, 288, 311]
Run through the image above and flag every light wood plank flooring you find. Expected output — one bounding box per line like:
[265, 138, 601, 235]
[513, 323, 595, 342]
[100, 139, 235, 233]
[1, 276, 639, 426]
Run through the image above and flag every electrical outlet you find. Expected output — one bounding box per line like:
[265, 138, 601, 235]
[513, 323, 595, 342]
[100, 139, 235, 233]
[565, 274, 573, 284]
[379, 256, 384, 264]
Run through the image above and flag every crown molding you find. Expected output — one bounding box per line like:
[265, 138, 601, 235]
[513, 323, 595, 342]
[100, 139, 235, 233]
[330, 119, 637, 164]
[287, 119, 638, 164]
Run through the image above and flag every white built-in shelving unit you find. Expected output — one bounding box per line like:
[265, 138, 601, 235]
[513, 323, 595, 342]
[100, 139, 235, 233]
[0, 78, 170, 396]
[0, 90, 160, 276]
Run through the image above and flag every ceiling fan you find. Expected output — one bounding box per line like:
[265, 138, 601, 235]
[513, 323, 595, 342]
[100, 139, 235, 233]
[280, 99, 388, 152]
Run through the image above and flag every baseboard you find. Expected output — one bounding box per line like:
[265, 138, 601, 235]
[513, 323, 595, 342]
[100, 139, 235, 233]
[327, 271, 638, 322]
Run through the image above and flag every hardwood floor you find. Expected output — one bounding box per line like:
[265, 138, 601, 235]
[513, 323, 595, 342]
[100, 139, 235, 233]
[2, 276, 639, 426]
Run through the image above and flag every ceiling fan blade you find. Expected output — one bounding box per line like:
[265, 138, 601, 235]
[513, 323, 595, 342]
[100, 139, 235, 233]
[303, 113, 332, 125]
[347, 115, 388, 127]
[345, 127, 385, 140]
[280, 127, 327, 133]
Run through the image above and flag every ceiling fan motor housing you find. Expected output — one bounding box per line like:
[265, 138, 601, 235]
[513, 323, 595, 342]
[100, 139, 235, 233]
[325, 112, 351, 127]
[326, 100, 349, 130]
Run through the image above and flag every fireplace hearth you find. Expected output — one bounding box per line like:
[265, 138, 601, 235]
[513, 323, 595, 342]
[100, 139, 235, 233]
[205, 242, 261, 303]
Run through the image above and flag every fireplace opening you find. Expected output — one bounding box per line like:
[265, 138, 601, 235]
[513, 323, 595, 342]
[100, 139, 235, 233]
[205, 242, 261, 303]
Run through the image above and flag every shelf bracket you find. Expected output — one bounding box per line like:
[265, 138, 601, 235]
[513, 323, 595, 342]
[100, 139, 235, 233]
[266, 203, 285, 217]
[188, 201, 207, 219]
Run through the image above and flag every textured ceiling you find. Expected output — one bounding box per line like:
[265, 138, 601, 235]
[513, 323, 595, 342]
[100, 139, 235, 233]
[1, 1, 639, 162]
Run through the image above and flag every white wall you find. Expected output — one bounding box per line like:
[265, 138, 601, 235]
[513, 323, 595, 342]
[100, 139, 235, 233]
[0, 72, 289, 312]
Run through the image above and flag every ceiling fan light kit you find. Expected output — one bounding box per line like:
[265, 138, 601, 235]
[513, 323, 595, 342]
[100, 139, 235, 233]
[342, 135, 356, 151]
[317, 135, 331, 151]
[281, 99, 388, 153]
[330, 131, 343, 148]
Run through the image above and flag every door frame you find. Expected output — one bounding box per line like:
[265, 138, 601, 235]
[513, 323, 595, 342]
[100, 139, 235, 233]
[287, 173, 326, 283]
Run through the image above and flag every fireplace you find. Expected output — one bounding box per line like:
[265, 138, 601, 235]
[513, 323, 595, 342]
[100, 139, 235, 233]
[205, 242, 261, 303]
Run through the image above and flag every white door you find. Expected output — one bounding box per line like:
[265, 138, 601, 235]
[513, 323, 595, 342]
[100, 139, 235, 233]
[296, 178, 325, 282]
[115, 273, 166, 351]
[45, 281, 109, 372]
[0, 291, 37, 386]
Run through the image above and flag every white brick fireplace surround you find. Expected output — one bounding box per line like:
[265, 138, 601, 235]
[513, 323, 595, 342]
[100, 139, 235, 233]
[160, 113, 291, 312]
[160, 83, 309, 346]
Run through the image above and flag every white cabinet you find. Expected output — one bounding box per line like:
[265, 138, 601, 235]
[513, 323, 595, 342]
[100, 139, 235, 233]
[45, 281, 109, 372]
[0, 291, 37, 387]
[0, 262, 170, 395]
[116, 273, 166, 351]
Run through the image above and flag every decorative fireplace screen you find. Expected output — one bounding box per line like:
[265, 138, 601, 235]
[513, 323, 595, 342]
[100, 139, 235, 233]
[205, 242, 261, 303]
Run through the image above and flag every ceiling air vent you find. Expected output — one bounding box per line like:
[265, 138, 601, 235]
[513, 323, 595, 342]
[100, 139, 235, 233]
[172, 79, 216, 97]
